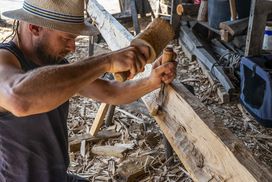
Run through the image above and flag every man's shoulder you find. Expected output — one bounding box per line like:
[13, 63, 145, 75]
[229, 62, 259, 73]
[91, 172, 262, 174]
[0, 48, 22, 69]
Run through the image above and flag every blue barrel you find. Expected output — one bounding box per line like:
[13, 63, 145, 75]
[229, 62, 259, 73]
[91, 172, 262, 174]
[208, 0, 231, 29]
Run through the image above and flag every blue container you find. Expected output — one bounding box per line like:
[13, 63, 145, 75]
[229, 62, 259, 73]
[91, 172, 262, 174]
[240, 55, 272, 127]
[208, 0, 231, 29]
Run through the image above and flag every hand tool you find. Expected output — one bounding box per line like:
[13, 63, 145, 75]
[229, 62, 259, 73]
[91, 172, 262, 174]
[151, 45, 175, 116]
[114, 18, 175, 81]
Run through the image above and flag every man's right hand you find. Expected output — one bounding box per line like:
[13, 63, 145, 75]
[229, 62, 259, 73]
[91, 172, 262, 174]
[107, 45, 150, 80]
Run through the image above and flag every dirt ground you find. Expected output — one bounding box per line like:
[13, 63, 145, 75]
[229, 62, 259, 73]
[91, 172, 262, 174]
[0, 15, 271, 182]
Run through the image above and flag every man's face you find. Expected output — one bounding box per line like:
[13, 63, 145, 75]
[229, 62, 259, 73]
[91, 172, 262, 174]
[33, 29, 77, 65]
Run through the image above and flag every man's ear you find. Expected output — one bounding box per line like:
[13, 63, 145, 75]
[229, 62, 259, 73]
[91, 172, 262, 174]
[28, 24, 42, 36]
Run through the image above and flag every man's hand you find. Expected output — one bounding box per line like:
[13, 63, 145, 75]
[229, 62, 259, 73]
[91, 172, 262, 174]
[107, 45, 150, 79]
[149, 56, 177, 88]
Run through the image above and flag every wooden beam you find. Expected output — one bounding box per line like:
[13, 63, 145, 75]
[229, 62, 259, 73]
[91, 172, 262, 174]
[143, 83, 272, 181]
[219, 18, 249, 36]
[69, 130, 121, 152]
[179, 25, 235, 93]
[87, 1, 272, 181]
[88, 0, 133, 51]
[245, 0, 272, 56]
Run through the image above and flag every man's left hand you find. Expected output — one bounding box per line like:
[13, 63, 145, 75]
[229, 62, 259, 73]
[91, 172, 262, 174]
[148, 56, 177, 88]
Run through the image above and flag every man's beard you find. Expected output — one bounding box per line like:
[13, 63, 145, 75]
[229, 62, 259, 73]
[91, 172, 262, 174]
[34, 41, 65, 65]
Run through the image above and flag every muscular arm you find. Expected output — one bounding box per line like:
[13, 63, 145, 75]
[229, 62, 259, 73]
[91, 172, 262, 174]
[78, 77, 157, 105]
[0, 49, 111, 116]
[79, 58, 177, 105]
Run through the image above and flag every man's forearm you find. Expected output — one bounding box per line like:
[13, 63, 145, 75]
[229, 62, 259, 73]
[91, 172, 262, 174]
[113, 77, 158, 104]
[79, 77, 158, 105]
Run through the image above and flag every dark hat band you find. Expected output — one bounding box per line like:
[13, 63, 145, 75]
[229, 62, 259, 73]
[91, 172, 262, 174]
[23, 1, 84, 24]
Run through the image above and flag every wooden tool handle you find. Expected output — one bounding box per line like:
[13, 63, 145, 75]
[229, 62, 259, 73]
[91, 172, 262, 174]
[162, 46, 174, 64]
[114, 71, 129, 82]
[114, 42, 154, 82]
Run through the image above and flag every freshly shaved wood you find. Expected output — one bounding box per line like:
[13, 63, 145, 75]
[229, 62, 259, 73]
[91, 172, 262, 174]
[219, 18, 249, 36]
[69, 130, 121, 152]
[143, 82, 272, 181]
[90, 103, 110, 136]
[91, 145, 128, 158]
[87, 1, 272, 181]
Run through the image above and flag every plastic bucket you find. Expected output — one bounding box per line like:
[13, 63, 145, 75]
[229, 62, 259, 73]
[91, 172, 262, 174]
[263, 26, 272, 50]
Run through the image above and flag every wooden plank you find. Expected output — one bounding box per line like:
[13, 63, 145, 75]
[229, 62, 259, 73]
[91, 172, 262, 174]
[87, 1, 272, 181]
[219, 18, 249, 36]
[88, 0, 133, 51]
[245, 0, 272, 56]
[69, 130, 121, 152]
[143, 82, 272, 181]
[90, 103, 110, 136]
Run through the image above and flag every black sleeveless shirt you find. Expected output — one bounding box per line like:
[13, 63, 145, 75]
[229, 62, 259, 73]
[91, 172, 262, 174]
[0, 42, 70, 182]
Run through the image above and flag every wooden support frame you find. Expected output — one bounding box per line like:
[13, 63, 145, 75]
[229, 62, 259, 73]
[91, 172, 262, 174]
[245, 0, 272, 56]
[87, 0, 272, 181]
[180, 25, 235, 93]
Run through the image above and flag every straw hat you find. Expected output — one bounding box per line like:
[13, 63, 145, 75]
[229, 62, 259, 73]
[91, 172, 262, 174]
[2, 0, 99, 36]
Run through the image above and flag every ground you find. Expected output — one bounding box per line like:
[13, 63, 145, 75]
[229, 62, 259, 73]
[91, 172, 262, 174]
[0, 7, 272, 182]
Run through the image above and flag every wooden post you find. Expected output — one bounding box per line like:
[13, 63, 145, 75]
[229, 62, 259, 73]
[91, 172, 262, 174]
[131, 0, 141, 35]
[90, 103, 110, 136]
[171, 0, 183, 34]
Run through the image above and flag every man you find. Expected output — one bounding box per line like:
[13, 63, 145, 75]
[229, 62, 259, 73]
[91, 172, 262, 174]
[0, 0, 176, 181]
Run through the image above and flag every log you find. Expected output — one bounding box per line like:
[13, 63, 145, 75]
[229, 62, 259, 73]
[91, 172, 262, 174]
[87, 0, 272, 181]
